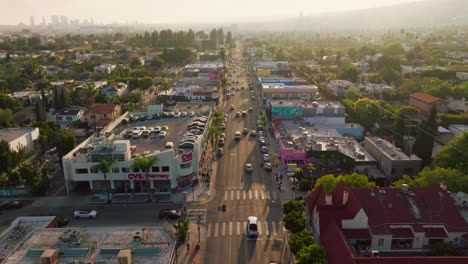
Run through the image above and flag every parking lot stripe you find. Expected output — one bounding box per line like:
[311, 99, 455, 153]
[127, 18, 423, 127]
[207, 224, 212, 238]
[214, 223, 219, 237]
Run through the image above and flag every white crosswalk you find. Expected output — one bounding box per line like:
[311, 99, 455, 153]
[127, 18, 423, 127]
[186, 209, 207, 223]
[207, 221, 285, 238]
[223, 189, 277, 201]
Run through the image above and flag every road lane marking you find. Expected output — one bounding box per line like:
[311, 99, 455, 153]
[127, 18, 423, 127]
[243, 221, 247, 234]
[224, 191, 228, 200]
[243, 191, 246, 200]
[261, 190, 265, 200]
[207, 224, 211, 238]
[265, 221, 269, 236]
[230, 190, 234, 200]
[236, 222, 241, 235]
[229, 222, 233, 236]
[237, 190, 240, 200]
[255, 190, 258, 199]
[271, 222, 277, 235]
[249, 190, 252, 199]
[257, 221, 262, 235]
[222, 222, 226, 236]
[214, 223, 219, 237]
[266, 191, 270, 199]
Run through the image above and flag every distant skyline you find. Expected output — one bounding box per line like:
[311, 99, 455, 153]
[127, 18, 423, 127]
[2, 0, 422, 25]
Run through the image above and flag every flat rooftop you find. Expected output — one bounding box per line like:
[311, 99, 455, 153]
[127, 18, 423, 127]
[0, 127, 37, 143]
[184, 62, 224, 69]
[277, 122, 374, 162]
[114, 116, 203, 155]
[3, 227, 175, 264]
[261, 83, 318, 90]
[269, 100, 343, 109]
[366, 137, 420, 161]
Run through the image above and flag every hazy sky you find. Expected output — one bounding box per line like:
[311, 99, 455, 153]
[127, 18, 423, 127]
[2, 0, 422, 25]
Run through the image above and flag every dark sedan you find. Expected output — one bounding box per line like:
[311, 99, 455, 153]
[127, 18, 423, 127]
[159, 210, 181, 219]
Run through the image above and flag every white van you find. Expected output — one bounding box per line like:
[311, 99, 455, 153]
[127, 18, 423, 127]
[165, 142, 174, 149]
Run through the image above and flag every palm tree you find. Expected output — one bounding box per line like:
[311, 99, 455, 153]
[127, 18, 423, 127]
[91, 158, 115, 203]
[160, 78, 171, 95]
[131, 155, 159, 202]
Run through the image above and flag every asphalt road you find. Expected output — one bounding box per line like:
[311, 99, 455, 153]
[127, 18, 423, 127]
[201, 44, 284, 264]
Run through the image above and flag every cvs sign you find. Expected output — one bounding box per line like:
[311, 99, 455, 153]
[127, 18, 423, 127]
[181, 152, 193, 163]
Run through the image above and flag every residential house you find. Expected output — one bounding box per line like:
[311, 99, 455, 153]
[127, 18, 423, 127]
[85, 104, 121, 127]
[456, 72, 468, 81]
[362, 137, 421, 181]
[93, 64, 116, 74]
[55, 108, 85, 128]
[0, 127, 39, 152]
[304, 181, 468, 264]
[100, 82, 129, 97]
[409, 92, 449, 115]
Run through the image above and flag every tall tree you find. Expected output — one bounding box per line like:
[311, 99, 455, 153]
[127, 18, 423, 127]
[296, 244, 326, 264]
[413, 106, 438, 163]
[131, 155, 159, 202]
[225, 31, 233, 45]
[353, 98, 381, 131]
[0, 140, 31, 195]
[92, 158, 115, 203]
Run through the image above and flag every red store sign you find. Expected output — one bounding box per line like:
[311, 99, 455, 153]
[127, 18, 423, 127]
[181, 152, 193, 163]
[127, 173, 169, 180]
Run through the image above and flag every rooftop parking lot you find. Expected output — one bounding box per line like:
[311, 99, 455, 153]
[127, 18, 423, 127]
[113, 116, 206, 155]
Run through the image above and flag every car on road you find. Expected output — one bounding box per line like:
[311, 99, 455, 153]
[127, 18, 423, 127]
[0, 200, 23, 210]
[245, 164, 253, 173]
[234, 131, 241, 141]
[258, 131, 264, 137]
[243, 128, 248, 134]
[247, 216, 258, 238]
[264, 162, 272, 171]
[248, 107, 253, 112]
[250, 130, 257, 137]
[74, 209, 97, 219]
[230, 105, 235, 110]
[235, 112, 241, 118]
[218, 138, 225, 147]
[259, 139, 267, 146]
[261, 146, 268, 153]
[263, 154, 270, 162]
[159, 210, 181, 219]
[242, 111, 247, 117]
[258, 136, 265, 142]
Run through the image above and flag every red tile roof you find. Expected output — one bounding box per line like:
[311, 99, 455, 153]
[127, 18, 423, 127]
[423, 227, 448, 238]
[342, 229, 371, 239]
[89, 104, 118, 115]
[409, 92, 445, 104]
[390, 227, 414, 238]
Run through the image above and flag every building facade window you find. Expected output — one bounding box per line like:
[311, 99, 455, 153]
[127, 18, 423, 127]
[132, 167, 139, 172]
[151, 166, 160, 172]
[90, 168, 99, 174]
[162, 166, 170, 172]
[112, 168, 119, 173]
[75, 168, 89, 174]
[122, 167, 130, 173]
[66, 116, 73, 121]
[180, 163, 191, 169]
[378, 238, 384, 247]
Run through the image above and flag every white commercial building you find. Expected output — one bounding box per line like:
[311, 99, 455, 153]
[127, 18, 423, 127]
[0, 127, 39, 152]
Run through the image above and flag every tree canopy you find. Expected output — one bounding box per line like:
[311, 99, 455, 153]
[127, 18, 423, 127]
[433, 132, 468, 174]
[314, 173, 377, 192]
[392, 167, 468, 193]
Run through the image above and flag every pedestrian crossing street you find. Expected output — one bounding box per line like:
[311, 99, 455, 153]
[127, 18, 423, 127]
[207, 221, 285, 238]
[223, 189, 277, 201]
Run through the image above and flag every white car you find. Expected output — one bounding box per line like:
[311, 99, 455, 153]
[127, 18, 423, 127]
[181, 112, 187, 117]
[247, 216, 258, 238]
[74, 209, 97, 219]
[264, 162, 272, 171]
[263, 154, 270, 162]
[258, 136, 265, 142]
[250, 130, 257, 137]
[188, 111, 195, 117]
[161, 126, 169, 131]
[261, 146, 268, 153]
[159, 131, 168, 137]
[245, 163, 253, 173]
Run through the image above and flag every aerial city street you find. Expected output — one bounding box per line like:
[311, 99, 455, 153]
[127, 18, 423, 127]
[1, 0, 468, 264]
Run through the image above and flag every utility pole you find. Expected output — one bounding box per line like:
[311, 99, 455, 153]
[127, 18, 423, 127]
[197, 214, 201, 249]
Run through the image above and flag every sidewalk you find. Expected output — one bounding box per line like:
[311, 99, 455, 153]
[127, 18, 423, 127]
[175, 222, 207, 264]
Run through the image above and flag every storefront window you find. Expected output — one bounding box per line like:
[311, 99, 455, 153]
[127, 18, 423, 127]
[152, 166, 160, 172]
[162, 166, 170, 172]
[114, 180, 131, 193]
[75, 168, 89, 174]
[122, 167, 130, 172]
[133, 180, 150, 193]
[153, 180, 171, 193]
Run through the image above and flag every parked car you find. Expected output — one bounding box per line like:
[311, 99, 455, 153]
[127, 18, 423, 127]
[230, 105, 235, 111]
[245, 163, 253, 173]
[73, 209, 97, 219]
[174, 112, 181, 118]
[264, 162, 272, 171]
[261, 146, 268, 153]
[181, 112, 187, 117]
[217, 148, 224, 157]
[161, 126, 169, 131]
[159, 210, 181, 219]
[218, 138, 225, 147]
[263, 154, 270, 162]
[0, 200, 23, 210]
[159, 131, 168, 137]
